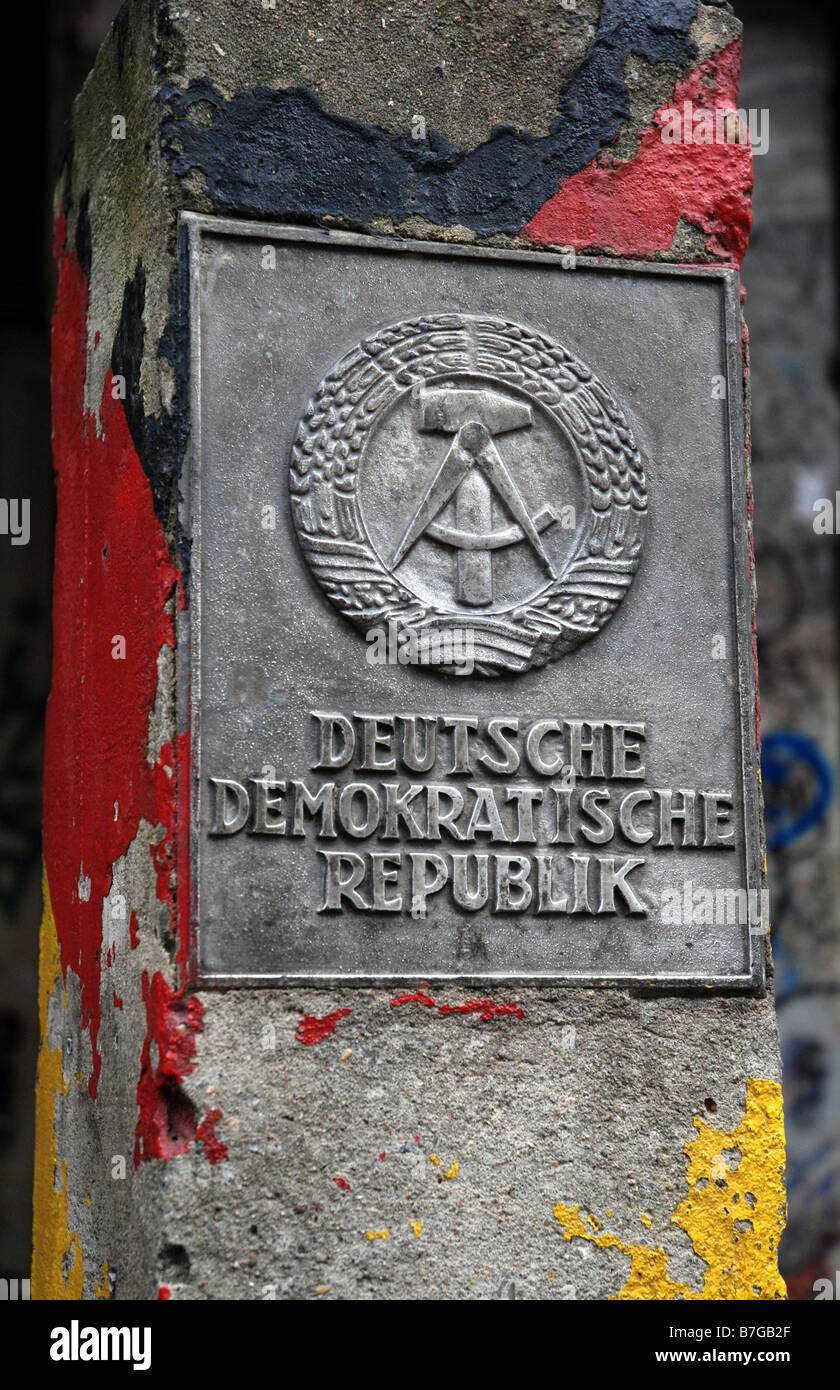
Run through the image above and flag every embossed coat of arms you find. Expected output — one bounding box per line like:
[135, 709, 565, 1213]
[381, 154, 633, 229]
[290, 314, 647, 676]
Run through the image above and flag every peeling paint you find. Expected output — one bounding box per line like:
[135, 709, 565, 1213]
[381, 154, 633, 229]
[158, 1, 700, 240]
[135, 970, 202, 1165]
[31, 872, 85, 1300]
[553, 1079, 786, 1299]
[524, 42, 752, 264]
[46, 209, 181, 1099]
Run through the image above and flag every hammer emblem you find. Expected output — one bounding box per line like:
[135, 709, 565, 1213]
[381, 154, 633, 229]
[388, 386, 559, 606]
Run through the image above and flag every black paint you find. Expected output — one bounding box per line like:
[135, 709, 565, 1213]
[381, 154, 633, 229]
[113, 0, 700, 593]
[111, 260, 191, 574]
[74, 191, 92, 283]
[160, 0, 698, 235]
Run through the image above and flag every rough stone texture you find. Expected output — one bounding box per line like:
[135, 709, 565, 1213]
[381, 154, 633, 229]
[35, 0, 786, 1300]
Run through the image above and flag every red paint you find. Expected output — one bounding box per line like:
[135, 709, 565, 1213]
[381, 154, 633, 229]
[332, 1176, 351, 1191]
[129, 910, 140, 950]
[134, 970, 203, 1165]
[524, 43, 752, 266]
[438, 1000, 525, 1022]
[196, 1108, 229, 1165]
[112, 991, 123, 1011]
[379, 1152, 386, 1160]
[391, 989, 436, 1008]
[157, 1286, 171, 1301]
[47, 212, 182, 1098]
[294, 1008, 352, 1044]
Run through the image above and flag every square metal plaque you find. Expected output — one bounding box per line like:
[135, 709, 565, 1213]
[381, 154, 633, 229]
[182, 213, 763, 990]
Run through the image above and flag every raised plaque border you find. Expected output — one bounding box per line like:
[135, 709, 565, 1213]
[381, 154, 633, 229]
[180, 213, 764, 994]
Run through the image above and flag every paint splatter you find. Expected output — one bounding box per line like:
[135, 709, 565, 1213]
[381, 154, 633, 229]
[333, 1177, 351, 1191]
[295, 1008, 352, 1045]
[391, 989, 436, 1008]
[552, 1079, 786, 1299]
[411, 1221, 424, 1239]
[366, 1230, 389, 1241]
[438, 1000, 524, 1022]
[430, 1154, 459, 1180]
[196, 1108, 228, 1165]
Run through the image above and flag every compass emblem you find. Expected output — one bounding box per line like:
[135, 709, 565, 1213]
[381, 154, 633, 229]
[290, 314, 647, 676]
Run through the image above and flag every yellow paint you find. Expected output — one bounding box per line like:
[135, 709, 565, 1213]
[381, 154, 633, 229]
[553, 1078, 786, 1300]
[31, 870, 85, 1299]
[94, 1262, 111, 1299]
[640, 1212, 652, 1229]
[366, 1230, 389, 1240]
[411, 1221, 424, 1238]
[430, 1154, 459, 1179]
[586, 1214, 601, 1231]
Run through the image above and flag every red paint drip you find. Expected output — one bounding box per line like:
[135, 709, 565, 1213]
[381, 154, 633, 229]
[524, 43, 752, 266]
[196, 1108, 228, 1165]
[333, 1176, 351, 1191]
[157, 1286, 171, 1301]
[46, 212, 181, 1097]
[391, 989, 436, 1008]
[438, 1000, 525, 1022]
[295, 1008, 352, 1045]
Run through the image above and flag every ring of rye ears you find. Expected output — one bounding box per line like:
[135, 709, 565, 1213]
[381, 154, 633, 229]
[290, 314, 647, 677]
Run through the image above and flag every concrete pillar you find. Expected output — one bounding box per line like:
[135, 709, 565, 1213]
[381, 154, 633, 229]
[35, 0, 786, 1301]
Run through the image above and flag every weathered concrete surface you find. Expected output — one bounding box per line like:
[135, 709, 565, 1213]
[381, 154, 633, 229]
[35, 0, 785, 1300]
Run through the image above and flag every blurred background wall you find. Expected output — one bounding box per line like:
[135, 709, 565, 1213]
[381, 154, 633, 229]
[1, 0, 837, 1297]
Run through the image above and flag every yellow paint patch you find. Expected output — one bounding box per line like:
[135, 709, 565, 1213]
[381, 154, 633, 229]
[366, 1230, 389, 1240]
[430, 1153, 459, 1179]
[411, 1221, 424, 1238]
[640, 1212, 652, 1229]
[31, 869, 85, 1300]
[553, 1078, 786, 1300]
[94, 1261, 111, 1299]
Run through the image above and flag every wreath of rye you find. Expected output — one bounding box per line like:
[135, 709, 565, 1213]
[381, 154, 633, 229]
[289, 314, 647, 677]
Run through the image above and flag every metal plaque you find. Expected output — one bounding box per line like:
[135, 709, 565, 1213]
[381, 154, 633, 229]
[182, 214, 762, 990]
